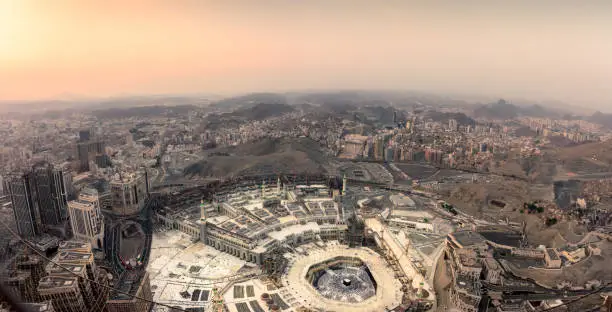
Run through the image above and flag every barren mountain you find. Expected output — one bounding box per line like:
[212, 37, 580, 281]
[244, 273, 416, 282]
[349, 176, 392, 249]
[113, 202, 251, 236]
[183, 137, 329, 178]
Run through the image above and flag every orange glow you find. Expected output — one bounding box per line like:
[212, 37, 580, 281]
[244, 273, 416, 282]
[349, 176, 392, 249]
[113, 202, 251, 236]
[0, 1, 611, 108]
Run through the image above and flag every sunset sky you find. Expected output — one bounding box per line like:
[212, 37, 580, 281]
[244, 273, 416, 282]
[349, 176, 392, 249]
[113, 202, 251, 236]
[1, 0, 611, 108]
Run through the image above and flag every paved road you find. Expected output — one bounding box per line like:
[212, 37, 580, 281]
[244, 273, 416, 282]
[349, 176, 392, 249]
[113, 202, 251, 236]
[432, 254, 454, 311]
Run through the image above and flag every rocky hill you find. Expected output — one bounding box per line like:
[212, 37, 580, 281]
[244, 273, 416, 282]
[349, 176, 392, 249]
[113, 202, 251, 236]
[473, 99, 520, 119]
[231, 103, 295, 120]
[209, 93, 287, 111]
[183, 137, 329, 178]
[424, 111, 476, 126]
[92, 104, 197, 119]
[588, 111, 612, 129]
[472, 99, 559, 119]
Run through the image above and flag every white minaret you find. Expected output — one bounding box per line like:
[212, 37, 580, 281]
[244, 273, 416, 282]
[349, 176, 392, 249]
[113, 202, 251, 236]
[200, 200, 206, 220]
[342, 174, 347, 194]
[261, 180, 266, 198]
[199, 199, 208, 243]
[277, 176, 281, 194]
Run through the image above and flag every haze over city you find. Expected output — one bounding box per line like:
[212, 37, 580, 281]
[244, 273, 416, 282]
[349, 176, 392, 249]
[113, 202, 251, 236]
[1, 0, 611, 109]
[6, 2, 612, 312]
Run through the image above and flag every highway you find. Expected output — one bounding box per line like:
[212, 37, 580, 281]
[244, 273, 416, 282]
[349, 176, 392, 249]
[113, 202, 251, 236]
[500, 285, 612, 301]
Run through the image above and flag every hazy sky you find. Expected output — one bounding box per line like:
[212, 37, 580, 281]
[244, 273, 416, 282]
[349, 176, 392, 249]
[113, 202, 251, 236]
[1, 0, 611, 108]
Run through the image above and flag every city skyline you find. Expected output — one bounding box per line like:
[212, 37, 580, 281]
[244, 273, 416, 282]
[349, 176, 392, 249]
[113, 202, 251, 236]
[1, 0, 612, 109]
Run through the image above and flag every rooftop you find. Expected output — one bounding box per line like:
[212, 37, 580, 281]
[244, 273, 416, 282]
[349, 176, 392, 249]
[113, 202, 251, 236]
[20, 302, 54, 312]
[479, 231, 523, 248]
[58, 251, 93, 262]
[38, 275, 78, 290]
[455, 248, 481, 268]
[58, 241, 92, 252]
[389, 194, 416, 207]
[455, 273, 481, 297]
[449, 231, 487, 248]
[546, 248, 560, 261]
[110, 171, 146, 185]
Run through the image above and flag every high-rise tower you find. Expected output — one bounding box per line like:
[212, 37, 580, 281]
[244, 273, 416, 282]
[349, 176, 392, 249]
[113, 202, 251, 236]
[67, 188, 103, 249]
[110, 171, 149, 216]
[76, 128, 107, 173]
[32, 162, 68, 227]
[6, 173, 40, 238]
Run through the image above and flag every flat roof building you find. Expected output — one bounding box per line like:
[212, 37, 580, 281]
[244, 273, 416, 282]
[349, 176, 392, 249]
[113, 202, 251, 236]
[38, 275, 85, 312]
[39, 241, 109, 312]
[67, 188, 103, 249]
[110, 171, 149, 216]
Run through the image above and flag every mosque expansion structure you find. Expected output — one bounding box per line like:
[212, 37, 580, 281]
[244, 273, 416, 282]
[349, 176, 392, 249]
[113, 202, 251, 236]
[144, 174, 436, 311]
[154, 175, 348, 266]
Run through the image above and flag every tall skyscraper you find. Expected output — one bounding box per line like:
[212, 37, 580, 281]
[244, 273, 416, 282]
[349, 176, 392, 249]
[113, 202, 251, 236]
[76, 142, 90, 173]
[32, 162, 68, 227]
[449, 119, 458, 132]
[78, 129, 91, 142]
[76, 128, 106, 173]
[6, 173, 40, 238]
[7, 163, 70, 238]
[67, 188, 103, 248]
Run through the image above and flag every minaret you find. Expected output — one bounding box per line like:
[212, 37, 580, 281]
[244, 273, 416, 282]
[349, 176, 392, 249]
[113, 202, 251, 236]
[261, 180, 265, 198]
[200, 199, 206, 220]
[277, 176, 281, 194]
[342, 174, 347, 194]
[199, 199, 207, 243]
